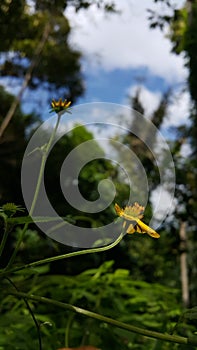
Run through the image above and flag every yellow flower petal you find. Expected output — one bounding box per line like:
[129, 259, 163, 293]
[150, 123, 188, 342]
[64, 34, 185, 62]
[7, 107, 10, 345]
[50, 98, 72, 114]
[114, 203, 124, 217]
[65, 101, 71, 107]
[126, 218, 160, 238]
[115, 203, 160, 239]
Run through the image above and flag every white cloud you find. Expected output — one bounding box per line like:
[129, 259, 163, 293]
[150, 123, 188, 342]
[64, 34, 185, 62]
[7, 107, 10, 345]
[164, 89, 191, 127]
[127, 84, 162, 117]
[66, 0, 188, 84]
[125, 83, 190, 127]
[180, 142, 192, 157]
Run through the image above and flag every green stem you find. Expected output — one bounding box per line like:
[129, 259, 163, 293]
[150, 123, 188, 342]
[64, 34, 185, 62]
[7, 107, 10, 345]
[29, 113, 61, 217]
[0, 220, 11, 258]
[65, 313, 74, 348]
[0, 232, 124, 277]
[5, 114, 61, 270]
[6, 278, 42, 350]
[10, 291, 195, 346]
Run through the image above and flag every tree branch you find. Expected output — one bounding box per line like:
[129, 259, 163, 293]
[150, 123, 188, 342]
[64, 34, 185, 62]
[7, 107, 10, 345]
[0, 22, 50, 139]
[10, 291, 197, 346]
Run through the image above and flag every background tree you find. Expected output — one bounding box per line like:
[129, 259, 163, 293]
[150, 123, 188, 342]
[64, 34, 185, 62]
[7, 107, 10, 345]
[148, 0, 197, 307]
[110, 89, 181, 285]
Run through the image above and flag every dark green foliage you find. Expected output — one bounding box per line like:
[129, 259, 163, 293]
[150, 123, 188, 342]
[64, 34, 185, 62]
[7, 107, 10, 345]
[35, 0, 117, 13]
[0, 0, 26, 51]
[44, 124, 125, 223]
[1, 261, 192, 350]
[184, 2, 197, 109]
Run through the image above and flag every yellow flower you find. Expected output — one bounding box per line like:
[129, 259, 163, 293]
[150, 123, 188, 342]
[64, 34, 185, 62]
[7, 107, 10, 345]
[115, 203, 160, 239]
[50, 98, 71, 114]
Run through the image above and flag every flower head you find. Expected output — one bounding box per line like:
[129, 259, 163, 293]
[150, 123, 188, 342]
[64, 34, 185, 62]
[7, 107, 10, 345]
[50, 98, 71, 114]
[115, 203, 160, 238]
[0, 203, 25, 217]
[115, 202, 144, 220]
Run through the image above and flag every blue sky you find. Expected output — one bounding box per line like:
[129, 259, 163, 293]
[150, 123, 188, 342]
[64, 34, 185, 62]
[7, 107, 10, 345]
[77, 66, 169, 104]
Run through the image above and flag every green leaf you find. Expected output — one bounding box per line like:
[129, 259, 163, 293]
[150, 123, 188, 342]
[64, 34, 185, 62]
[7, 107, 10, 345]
[183, 307, 197, 320]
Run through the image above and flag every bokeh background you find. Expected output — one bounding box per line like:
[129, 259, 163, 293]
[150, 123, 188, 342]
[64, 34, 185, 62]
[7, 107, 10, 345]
[0, 1, 197, 349]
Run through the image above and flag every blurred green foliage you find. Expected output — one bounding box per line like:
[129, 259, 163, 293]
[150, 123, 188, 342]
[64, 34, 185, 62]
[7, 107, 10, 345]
[1, 260, 196, 350]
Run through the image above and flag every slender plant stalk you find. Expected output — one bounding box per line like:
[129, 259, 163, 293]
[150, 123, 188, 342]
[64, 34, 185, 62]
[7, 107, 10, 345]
[0, 220, 11, 258]
[0, 232, 124, 277]
[10, 291, 197, 346]
[6, 278, 42, 350]
[29, 113, 61, 217]
[65, 313, 75, 348]
[0, 229, 9, 258]
[5, 113, 62, 269]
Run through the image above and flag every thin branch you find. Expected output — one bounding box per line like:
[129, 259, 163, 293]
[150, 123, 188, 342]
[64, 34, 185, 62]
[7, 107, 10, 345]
[10, 291, 196, 346]
[0, 22, 50, 139]
[6, 278, 42, 350]
[0, 231, 124, 277]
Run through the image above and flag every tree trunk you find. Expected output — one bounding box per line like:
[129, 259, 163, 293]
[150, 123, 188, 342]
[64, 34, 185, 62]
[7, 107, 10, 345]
[179, 221, 189, 307]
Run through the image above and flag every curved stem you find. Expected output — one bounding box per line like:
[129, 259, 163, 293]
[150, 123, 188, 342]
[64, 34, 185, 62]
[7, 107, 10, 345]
[10, 291, 195, 346]
[0, 232, 124, 277]
[5, 114, 61, 270]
